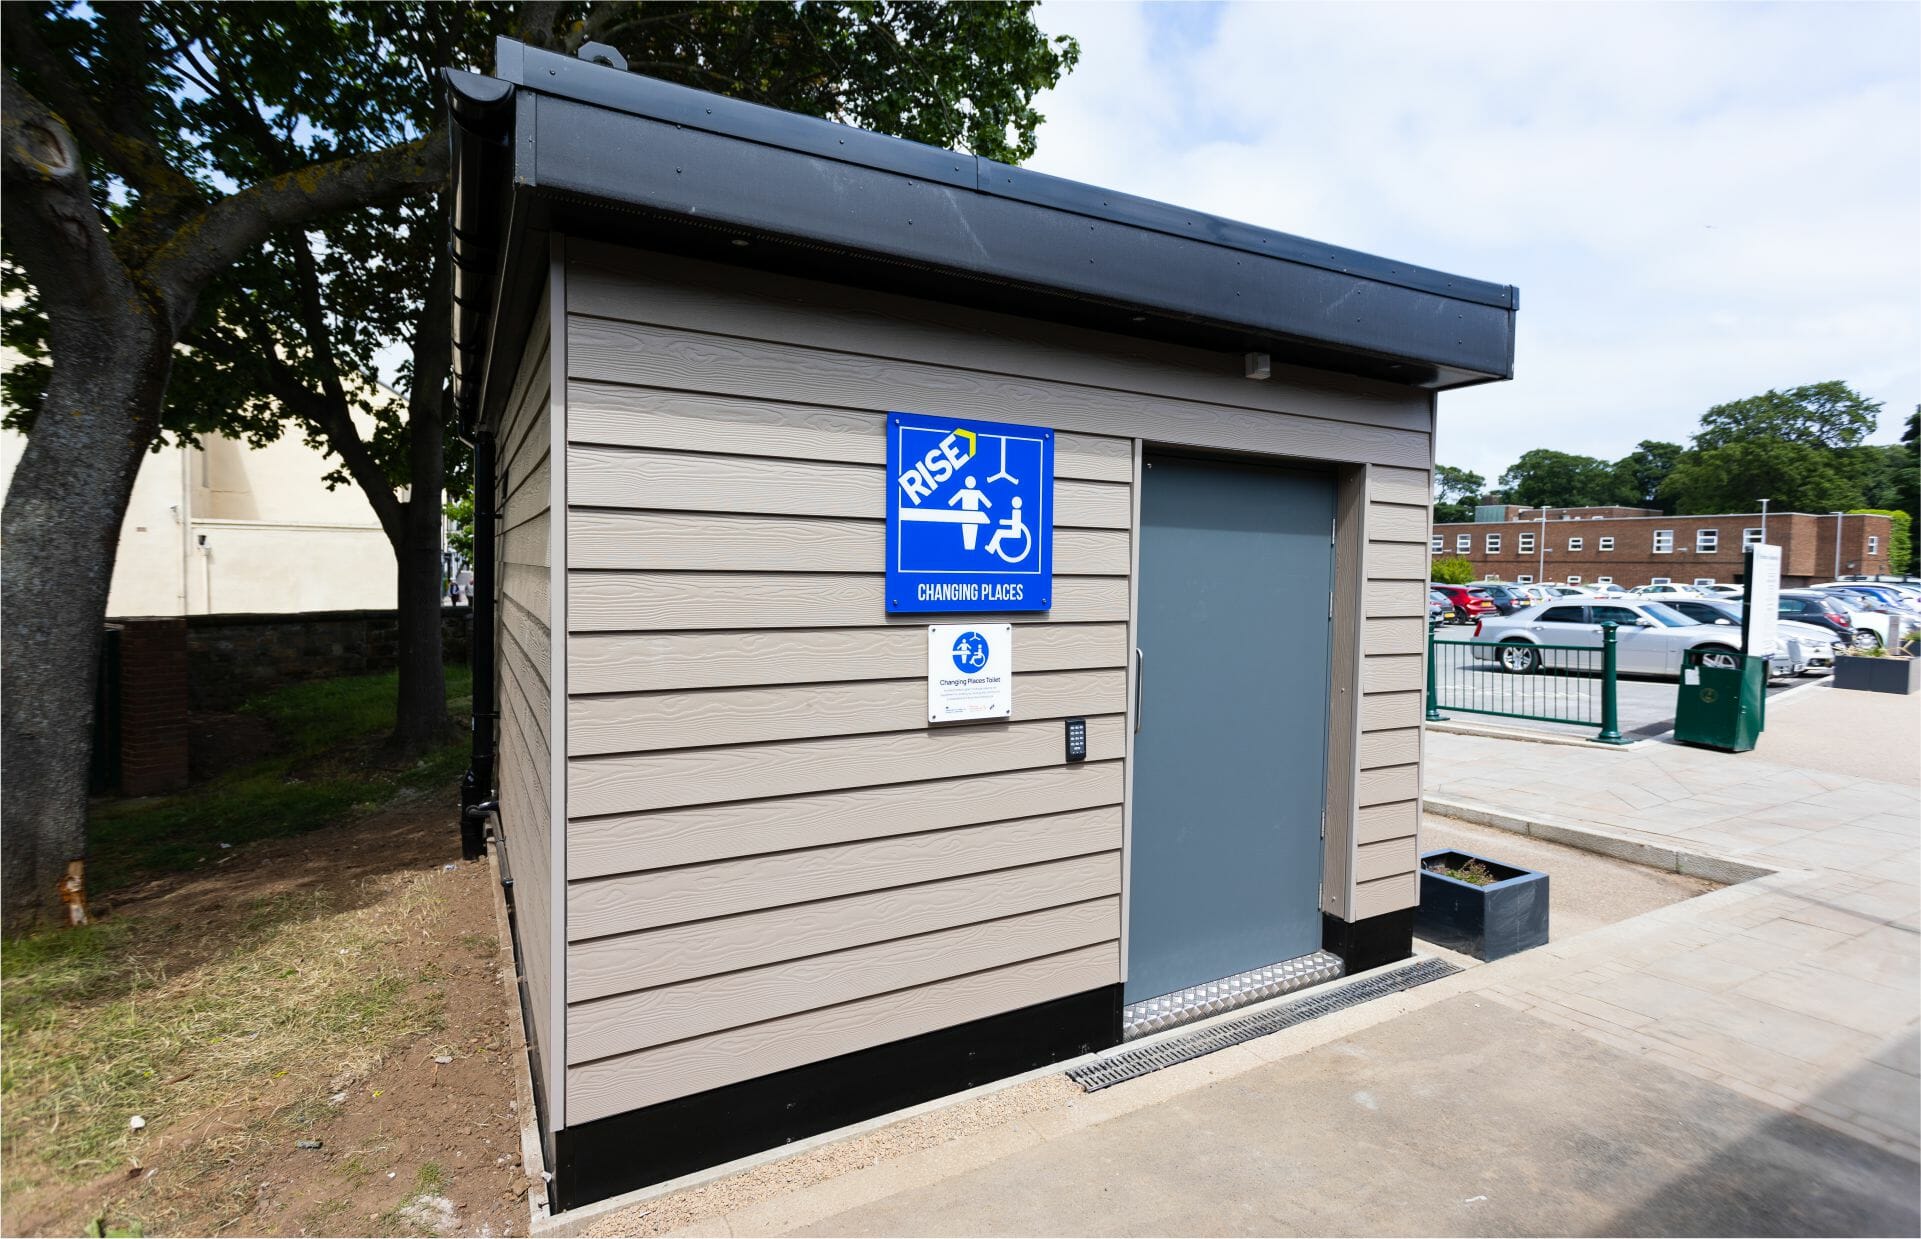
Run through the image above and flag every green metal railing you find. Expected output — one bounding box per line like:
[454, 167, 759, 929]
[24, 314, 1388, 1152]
[1426, 620, 1627, 745]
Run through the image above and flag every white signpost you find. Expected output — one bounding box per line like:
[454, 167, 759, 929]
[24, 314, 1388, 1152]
[927, 624, 1013, 723]
[1743, 543, 1783, 658]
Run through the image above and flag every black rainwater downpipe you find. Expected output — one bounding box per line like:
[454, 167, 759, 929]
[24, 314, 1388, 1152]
[460, 427, 498, 860]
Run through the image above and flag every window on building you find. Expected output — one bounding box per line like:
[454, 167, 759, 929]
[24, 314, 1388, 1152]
[1456, 534, 1471, 551]
[1431, 535, 1444, 552]
[1596, 576, 1614, 584]
[1743, 528, 1763, 546]
[1693, 578, 1716, 586]
[1518, 532, 1536, 553]
[1567, 575, 1582, 584]
[1650, 576, 1671, 585]
[1599, 536, 1615, 551]
[1568, 537, 1584, 551]
[1696, 529, 1718, 553]
[1517, 574, 1533, 584]
[1653, 530, 1674, 553]
[1486, 534, 1503, 554]
[1869, 535, 1881, 555]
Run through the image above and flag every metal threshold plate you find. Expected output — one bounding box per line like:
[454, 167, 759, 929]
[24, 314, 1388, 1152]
[1122, 950, 1345, 1041]
[1071, 958, 1463, 1092]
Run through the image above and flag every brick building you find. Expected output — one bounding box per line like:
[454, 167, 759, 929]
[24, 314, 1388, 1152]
[1431, 507, 1893, 589]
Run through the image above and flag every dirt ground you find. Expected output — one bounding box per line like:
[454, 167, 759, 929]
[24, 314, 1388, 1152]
[1, 799, 530, 1238]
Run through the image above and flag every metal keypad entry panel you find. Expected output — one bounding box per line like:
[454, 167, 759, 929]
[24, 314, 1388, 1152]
[1121, 950, 1345, 1041]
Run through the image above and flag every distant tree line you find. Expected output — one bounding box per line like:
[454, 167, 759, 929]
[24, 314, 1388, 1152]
[1436, 382, 1919, 572]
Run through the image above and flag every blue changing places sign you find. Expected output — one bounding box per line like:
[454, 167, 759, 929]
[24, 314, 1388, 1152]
[886, 412, 1053, 613]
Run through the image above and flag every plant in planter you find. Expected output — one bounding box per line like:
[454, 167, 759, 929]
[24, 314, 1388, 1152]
[1416, 848, 1549, 962]
[1832, 647, 1921, 695]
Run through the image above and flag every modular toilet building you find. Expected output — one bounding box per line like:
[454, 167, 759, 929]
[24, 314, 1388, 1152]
[446, 40, 1517, 1212]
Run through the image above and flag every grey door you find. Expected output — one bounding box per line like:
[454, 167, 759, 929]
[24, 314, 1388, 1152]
[1126, 454, 1335, 1003]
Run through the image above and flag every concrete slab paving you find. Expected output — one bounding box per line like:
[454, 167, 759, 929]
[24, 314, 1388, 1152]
[593, 682, 1917, 1238]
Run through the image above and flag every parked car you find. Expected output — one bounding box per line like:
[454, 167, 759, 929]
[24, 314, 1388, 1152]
[1661, 598, 1844, 674]
[1631, 582, 1705, 599]
[1810, 582, 1921, 615]
[1542, 584, 1586, 597]
[1431, 583, 1497, 624]
[1470, 598, 1759, 678]
[1700, 584, 1745, 598]
[1428, 589, 1456, 625]
[1777, 590, 1870, 647]
[1583, 582, 1629, 596]
[1473, 582, 1537, 616]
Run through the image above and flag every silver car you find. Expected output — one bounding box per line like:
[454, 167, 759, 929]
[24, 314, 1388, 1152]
[1661, 597, 1844, 674]
[1471, 597, 1786, 678]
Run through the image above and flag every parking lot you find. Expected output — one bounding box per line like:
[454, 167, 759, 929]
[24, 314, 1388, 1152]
[1432, 629, 1809, 741]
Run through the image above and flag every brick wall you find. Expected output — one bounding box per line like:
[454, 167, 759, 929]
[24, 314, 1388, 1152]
[173, 607, 474, 711]
[1433, 512, 1892, 588]
[115, 618, 190, 796]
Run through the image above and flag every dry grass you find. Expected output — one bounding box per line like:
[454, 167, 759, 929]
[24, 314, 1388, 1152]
[0, 870, 448, 1218]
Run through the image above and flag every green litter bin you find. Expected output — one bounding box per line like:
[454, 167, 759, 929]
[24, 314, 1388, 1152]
[1673, 649, 1767, 752]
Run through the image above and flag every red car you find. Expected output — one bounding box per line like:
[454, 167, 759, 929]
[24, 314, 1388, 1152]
[1430, 583, 1498, 624]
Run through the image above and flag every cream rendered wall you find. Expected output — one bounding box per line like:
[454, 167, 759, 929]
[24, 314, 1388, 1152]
[0, 424, 397, 617]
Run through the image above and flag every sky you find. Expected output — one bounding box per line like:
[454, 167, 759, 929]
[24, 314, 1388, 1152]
[1025, 1, 1921, 486]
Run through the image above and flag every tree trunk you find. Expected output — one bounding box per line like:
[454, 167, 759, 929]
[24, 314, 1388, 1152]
[1, 315, 170, 934]
[388, 245, 455, 759]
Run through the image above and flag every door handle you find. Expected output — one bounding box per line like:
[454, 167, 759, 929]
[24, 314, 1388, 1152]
[1134, 646, 1145, 734]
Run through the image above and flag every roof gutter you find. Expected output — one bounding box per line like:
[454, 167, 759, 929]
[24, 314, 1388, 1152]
[445, 68, 516, 438]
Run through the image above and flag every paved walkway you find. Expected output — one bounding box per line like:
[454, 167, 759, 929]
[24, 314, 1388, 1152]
[623, 683, 1918, 1237]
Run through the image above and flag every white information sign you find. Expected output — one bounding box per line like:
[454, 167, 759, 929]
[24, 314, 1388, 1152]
[1744, 544, 1782, 657]
[928, 624, 1013, 723]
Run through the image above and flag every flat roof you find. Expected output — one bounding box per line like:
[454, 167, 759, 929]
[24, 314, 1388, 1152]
[447, 39, 1519, 432]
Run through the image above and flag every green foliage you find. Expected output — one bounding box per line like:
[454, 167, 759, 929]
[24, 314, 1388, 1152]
[1497, 449, 1625, 509]
[1850, 509, 1913, 575]
[1430, 555, 1475, 585]
[1693, 381, 1882, 452]
[1433, 464, 1485, 523]
[86, 666, 471, 892]
[444, 491, 474, 567]
[1611, 439, 1683, 512]
[1660, 437, 1865, 516]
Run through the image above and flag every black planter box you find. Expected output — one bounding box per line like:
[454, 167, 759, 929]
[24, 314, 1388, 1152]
[1416, 849, 1549, 962]
[1833, 655, 1921, 695]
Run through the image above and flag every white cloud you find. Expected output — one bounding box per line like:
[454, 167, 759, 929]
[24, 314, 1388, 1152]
[1031, 1, 1921, 485]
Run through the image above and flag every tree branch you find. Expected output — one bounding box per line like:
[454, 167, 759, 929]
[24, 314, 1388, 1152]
[0, 9, 202, 215]
[0, 74, 143, 321]
[143, 133, 447, 326]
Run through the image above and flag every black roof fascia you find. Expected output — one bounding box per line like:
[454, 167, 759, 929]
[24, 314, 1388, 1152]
[452, 41, 1517, 429]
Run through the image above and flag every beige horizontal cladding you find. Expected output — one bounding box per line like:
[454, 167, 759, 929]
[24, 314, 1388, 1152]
[569, 667, 1126, 756]
[570, 759, 1125, 881]
[1352, 871, 1419, 918]
[1356, 727, 1419, 771]
[1362, 579, 1426, 617]
[569, 851, 1122, 1000]
[1361, 655, 1423, 695]
[565, 942, 1120, 1124]
[567, 245, 1433, 432]
[1369, 466, 1431, 507]
[568, 571, 1130, 632]
[502, 508, 550, 568]
[568, 444, 1132, 528]
[570, 622, 1129, 695]
[1353, 837, 1418, 884]
[1357, 763, 1419, 808]
[567, 508, 1130, 575]
[1364, 542, 1430, 582]
[569, 713, 1126, 818]
[1362, 617, 1426, 656]
[569, 805, 1123, 940]
[1366, 502, 1429, 545]
[568, 898, 1120, 1063]
[569, 315, 1432, 470]
[1360, 690, 1423, 732]
[1356, 800, 1420, 845]
[566, 382, 1133, 481]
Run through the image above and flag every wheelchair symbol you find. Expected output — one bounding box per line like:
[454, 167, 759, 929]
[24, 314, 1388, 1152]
[984, 497, 1031, 565]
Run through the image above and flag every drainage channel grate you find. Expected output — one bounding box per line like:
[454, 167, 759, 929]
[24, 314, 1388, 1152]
[1067, 958, 1463, 1092]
